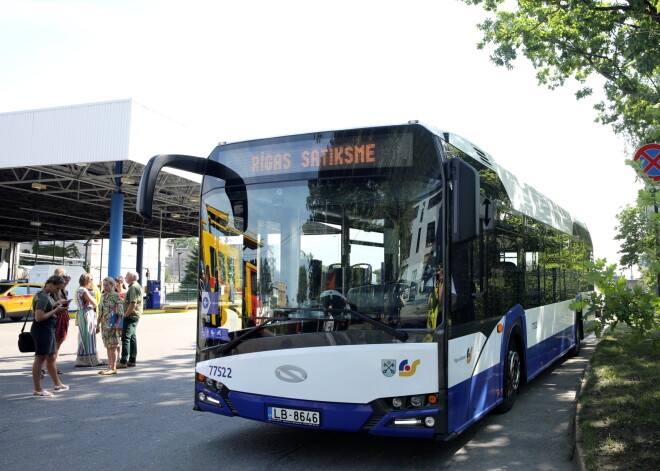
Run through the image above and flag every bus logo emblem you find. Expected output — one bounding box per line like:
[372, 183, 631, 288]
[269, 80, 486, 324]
[275, 365, 307, 383]
[381, 359, 396, 377]
[398, 359, 421, 377]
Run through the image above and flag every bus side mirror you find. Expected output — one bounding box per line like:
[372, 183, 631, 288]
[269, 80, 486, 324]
[445, 158, 480, 243]
[137, 154, 207, 220]
[137, 154, 248, 232]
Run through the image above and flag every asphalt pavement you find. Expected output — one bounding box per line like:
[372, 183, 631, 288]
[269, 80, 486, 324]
[0, 312, 595, 470]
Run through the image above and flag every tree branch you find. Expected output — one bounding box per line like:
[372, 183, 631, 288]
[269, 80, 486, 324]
[593, 6, 632, 12]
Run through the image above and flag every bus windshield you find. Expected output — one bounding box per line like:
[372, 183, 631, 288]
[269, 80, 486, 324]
[199, 174, 443, 353]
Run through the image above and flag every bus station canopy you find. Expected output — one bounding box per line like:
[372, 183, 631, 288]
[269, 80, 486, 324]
[0, 159, 199, 242]
[0, 99, 208, 243]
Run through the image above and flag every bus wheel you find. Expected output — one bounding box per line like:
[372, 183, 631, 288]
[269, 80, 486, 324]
[496, 338, 521, 413]
[570, 317, 582, 357]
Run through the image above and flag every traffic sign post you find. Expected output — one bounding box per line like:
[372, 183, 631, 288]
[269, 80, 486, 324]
[634, 143, 660, 295]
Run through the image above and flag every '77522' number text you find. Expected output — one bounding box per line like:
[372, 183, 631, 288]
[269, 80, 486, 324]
[209, 365, 232, 378]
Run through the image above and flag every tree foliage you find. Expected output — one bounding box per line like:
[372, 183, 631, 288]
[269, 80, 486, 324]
[461, 0, 660, 143]
[170, 237, 197, 249]
[182, 245, 199, 284]
[29, 242, 81, 259]
[572, 159, 660, 340]
[571, 259, 659, 342]
[614, 158, 660, 291]
[615, 204, 649, 270]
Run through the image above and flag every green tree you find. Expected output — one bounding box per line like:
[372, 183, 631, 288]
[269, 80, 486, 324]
[182, 245, 199, 284]
[461, 0, 660, 143]
[616, 159, 660, 293]
[29, 242, 81, 259]
[571, 259, 659, 342]
[572, 159, 660, 339]
[615, 205, 650, 270]
[170, 237, 197, 249]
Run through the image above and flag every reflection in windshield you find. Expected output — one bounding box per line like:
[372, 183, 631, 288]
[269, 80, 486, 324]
[199, 175, 442, 344]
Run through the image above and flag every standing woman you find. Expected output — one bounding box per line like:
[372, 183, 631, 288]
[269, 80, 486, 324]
[54, 274, 72, 363]
[41, 273, 71, 378]
[96, 277, 124, 374]
[31, 275, 70, 396]
[115, 276, 127, 299]
[74, 273, 102, 367]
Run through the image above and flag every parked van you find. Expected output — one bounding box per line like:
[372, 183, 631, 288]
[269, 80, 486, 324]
[28, 265, 88, 312]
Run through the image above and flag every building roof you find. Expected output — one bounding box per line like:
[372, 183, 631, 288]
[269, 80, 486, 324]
[0, 99, 204, 242]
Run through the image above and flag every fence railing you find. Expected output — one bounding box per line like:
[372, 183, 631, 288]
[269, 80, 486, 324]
[163, 282, 198, 304]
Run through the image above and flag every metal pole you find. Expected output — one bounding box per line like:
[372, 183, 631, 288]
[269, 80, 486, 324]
[652, 187, 660, 296]
[100, 238, 104, 284]
[136, 230, 144, 283]
[35, 226, 40, 264]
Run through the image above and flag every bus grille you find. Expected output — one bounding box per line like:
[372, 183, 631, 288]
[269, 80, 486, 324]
[361, 414, 383, 431]
[224, 395, 239, 415]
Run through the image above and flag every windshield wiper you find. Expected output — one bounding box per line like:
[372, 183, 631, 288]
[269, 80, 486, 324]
[202, 307, 408, 355]
[201, 318, 276, 355]
[344, 308, 408, 342]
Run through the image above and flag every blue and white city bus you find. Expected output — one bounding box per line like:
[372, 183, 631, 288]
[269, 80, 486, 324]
[137, 122, 593, 439]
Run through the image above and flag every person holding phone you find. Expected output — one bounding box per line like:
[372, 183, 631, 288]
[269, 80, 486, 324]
[40, 272, 71, 378]
[31, 275, 70, 396]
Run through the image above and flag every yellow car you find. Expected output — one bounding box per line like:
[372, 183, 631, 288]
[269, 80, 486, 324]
[0, 282, 43, 321]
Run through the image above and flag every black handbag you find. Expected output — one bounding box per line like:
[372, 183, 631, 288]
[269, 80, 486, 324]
[18, 330, 35, 353]
[18, 305, 35, 353]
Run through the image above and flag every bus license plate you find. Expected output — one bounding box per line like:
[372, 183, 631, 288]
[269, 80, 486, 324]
[267, 406, 320, 427]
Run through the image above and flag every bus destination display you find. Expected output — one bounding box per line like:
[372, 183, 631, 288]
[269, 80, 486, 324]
[218, 132, 413, 179]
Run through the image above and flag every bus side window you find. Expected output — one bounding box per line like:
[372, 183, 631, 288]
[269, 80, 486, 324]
[449, 238, 478, 325]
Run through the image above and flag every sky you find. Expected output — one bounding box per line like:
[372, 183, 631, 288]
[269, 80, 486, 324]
[0, 0, 643, 275]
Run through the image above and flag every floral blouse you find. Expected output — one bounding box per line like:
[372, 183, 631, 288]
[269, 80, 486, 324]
[99, 290, 124, 329]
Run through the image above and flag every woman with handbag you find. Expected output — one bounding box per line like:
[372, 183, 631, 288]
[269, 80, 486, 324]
[31, 275, 70, 397]
[40, 273, 71, 378]
[74, 273, 102, 367]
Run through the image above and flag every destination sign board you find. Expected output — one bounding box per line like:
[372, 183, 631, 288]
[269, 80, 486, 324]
[215, 130, 414, 180]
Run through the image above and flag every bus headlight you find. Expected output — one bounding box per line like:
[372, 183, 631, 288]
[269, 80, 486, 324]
[392, 397, 404, 409]
[410, 395, 424, 407]
[198, 392, 206, 402]
[205, 395, 220, 405]
[424, 416, 435, 427]
[204, 377, 214, 388]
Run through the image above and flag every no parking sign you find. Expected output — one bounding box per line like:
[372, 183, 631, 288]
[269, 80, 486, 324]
[634, 143, 660, 182]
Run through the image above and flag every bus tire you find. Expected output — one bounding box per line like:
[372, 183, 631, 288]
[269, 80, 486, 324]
[570, 314, 583, 357]
[496, 335, 521, 414]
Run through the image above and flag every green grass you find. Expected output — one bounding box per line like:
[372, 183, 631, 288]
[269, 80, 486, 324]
[578, 326, 660, 470]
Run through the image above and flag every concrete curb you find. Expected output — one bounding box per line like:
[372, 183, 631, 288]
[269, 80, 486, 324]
[143, 307, 196, 315]
[572, 358, 592, 471]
